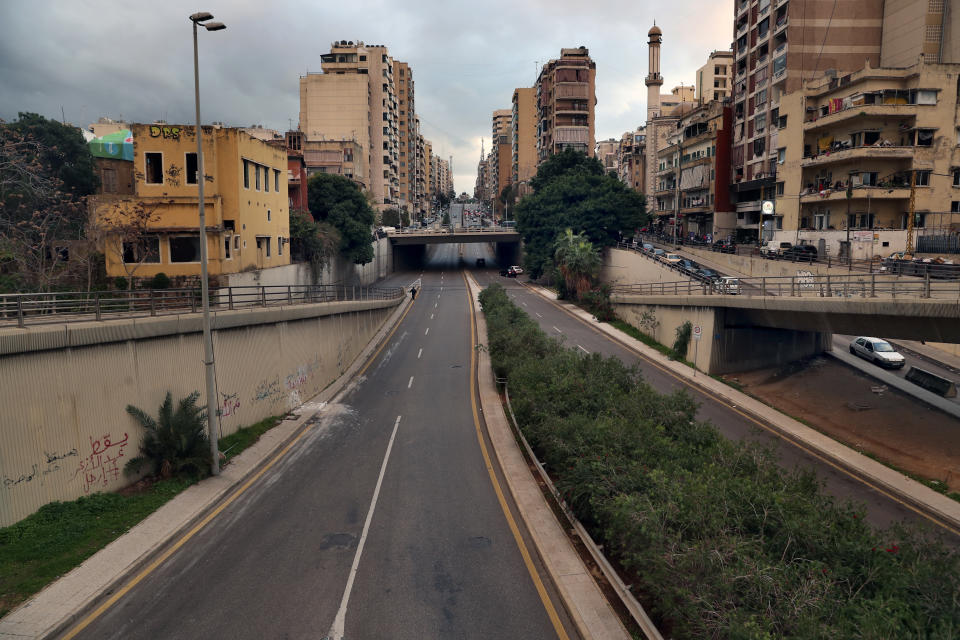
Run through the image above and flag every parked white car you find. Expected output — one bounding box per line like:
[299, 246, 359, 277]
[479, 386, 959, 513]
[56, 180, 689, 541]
[760, 240, 792, 257]
[714, 276, 741, 295]
[849, 337, 906, 369]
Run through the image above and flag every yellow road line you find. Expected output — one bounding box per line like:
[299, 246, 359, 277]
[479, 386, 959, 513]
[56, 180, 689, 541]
[463, 271, 569, 640]
[62, 298, 417, 639]
[515, 280, 960, 538]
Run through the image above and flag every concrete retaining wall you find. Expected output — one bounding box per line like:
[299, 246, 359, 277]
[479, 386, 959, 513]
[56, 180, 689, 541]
[0, 297, 400, 526]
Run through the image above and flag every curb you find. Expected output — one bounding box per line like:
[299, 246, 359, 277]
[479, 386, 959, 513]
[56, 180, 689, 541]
[467, 274, 631, 640]
[519, 282, 960, 536]
[1, 296, 410, 640]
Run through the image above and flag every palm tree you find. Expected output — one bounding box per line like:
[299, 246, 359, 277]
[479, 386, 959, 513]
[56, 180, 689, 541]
[124, 391, 210, 478]
[554, 228, 601, 300]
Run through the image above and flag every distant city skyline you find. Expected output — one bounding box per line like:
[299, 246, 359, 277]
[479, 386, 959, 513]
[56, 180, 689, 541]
[0, 0, 734, 193]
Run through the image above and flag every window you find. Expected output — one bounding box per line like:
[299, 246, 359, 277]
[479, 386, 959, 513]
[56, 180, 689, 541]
[186, 153, 198, 184]
[243, 159, 250, 189]
[263, 166, 269, 192]
[266, 237, 271, 257]
[169, 235, 201, 262]
[122, 237, 160, 263]
[776, 181, 785, 196]
[274, 169, 280, 191]
[255, 164, 261, 190]
[917, 129, 935, 146]
[359, 55, 366, 61]
[916, 170, 931, 186]
[952, 201, 960, 213]
[278, 236, 283, 256]
[234, 236, 240, 250]
[267, 209, 271, 222]
[953, 168, 960, 186]
[145, 153, 163, 184]
[224, 236, 232, 259]
[777, 148, 786, 164]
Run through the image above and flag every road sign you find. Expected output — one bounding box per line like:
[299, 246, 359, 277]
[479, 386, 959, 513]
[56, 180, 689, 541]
[693, 325, 702, 341]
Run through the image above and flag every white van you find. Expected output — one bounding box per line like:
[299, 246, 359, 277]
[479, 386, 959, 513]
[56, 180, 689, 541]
[760, 240, 792, 258]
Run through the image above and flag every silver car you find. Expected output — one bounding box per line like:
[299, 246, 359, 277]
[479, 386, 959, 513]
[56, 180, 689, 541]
[849, 337, 906, 369]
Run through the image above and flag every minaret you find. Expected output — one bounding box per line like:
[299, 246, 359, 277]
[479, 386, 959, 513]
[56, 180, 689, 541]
[645, 24, 663, 121]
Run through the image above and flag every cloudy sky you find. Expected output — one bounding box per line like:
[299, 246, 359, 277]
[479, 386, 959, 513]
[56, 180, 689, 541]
[0, 0, 733, 193]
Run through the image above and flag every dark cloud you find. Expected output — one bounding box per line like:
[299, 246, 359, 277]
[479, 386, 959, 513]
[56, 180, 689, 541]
[0, 0, 733, 192]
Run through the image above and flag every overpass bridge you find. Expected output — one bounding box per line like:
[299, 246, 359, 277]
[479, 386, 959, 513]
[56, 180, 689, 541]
[386, 227, 522, 268]
[609, 274, 960, 374]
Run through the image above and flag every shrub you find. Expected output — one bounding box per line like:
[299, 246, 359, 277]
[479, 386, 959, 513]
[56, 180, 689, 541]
[480, 284, 960, 638]
[672, 320, 692, 359]
[150, 272, 171, 289]
[113, 276, 128, 290]
[124, 391, 210, 479]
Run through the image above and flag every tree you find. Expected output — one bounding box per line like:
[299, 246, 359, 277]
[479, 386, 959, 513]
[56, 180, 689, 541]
[553, 229, 601, 300]
[0, 114, 98, 292]
[288, 208, 340, 279]
[435, 191, 452, 210]
[515, 150, 648, 279]
[90, 199, 163, 291]
[380, 207, 401, 227]
[307, 173, 375, 264]
[124, 391, 210, 479]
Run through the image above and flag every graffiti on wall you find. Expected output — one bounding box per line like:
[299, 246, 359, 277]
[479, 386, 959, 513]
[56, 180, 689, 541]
[149, 125, 181, 139]
[74, 433, 129, 494]
[2, 448, 79, 490]
[285, 354, 320, 391]
[219, 391, 241, 418]
[796, 270, 816, 289]
[252, 376, 282, 404]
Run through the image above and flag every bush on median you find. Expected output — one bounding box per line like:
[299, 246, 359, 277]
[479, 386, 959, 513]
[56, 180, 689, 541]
[478, 282, 959, 639]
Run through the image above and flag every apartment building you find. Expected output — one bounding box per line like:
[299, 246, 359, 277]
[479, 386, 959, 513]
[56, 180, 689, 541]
[596, 138, 619, 174]
[696, 50, 734, 103]
[432, 155, 453, 199]
[511, 87, 538, 189]
[299, 41, 400, 208]
[91, 124, 289, 280]
[730, 0, 885, 233]
[775, 58, 960, 258]
[394, 60, 419, 213]
[652, 100, 734, 239]
[491, 108, 513, 210]
[535, 47, 597, 163]
[617, 128, 646, 192]
[423, 137, 434, 209]
[416, 128, 427, 217]
[284, 130, 308, 213]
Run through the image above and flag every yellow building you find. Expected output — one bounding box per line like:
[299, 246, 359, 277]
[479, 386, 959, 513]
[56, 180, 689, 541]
[777, 59, 960, 258]
[94, 124, 290, 282]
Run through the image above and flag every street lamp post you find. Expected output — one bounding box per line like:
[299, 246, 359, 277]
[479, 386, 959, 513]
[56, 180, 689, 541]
[190, 11, 226, 477]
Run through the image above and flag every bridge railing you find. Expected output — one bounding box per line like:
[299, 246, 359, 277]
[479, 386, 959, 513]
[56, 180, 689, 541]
[0, 284, 406, 329]
[611, 273, 960, 300]
[388, 226, 518, 235]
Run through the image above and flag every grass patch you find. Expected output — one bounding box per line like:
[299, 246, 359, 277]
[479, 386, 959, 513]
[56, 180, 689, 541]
[859, 450, 960, 504]
[0, 413, 286, 618]
[0, 477, 193, 618]
[218, 415, 284, 462]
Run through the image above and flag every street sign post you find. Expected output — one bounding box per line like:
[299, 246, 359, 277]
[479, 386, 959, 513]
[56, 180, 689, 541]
[692, 325, 702, 376]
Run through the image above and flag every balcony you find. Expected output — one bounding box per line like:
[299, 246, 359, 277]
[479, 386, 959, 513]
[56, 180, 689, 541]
[803, 103, 920, 131]
[736, 200, 761, 213]
[799, 185, 910, 204]
[801, 145, 914, 168]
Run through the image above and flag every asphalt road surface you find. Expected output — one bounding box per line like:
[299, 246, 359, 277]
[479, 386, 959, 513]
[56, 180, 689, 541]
[461, 243, 959, 544]
[73, 242, 575, 640]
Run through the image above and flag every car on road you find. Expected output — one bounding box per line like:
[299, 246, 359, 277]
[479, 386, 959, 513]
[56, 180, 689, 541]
[849, 337, 906, 369]
[696, 268, 720, 282]
[713, 276, 741, 294]
[499, 268, 510, 277]
[712, 240, 736, 254]
[679, 259, 699, 274]
[663, 253, 682, 265]
[652, 248, 666, 259]
[782, 244, 818, 262]
[642, 243, 654, 253]
[508, 265, 523, 275]
[760, 240, 793, 258]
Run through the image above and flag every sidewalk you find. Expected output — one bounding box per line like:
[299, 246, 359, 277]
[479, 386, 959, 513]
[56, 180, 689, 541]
[0, 297, 412, 640]
[522, 282, 960, 535]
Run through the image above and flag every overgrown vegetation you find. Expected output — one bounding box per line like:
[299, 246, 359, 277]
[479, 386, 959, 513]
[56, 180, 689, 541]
[514, 148, 647, 279]
[672, 320, 692, 359]
[479, 283, 959, 639]
[289, 208, 340, 279]
[306, 173, 376, 264]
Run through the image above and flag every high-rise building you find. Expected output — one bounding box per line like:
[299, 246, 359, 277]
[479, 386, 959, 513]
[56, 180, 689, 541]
[618, 127, 646, 193]
[881, 0, 959, 67]
[394, 60, 419, 213]
[596, 138, 619, 174]
[491, 108, 512, 214]
[511, 88, 537, 189]
[730, 0, 885, 229]
[535, 47, 596, 163]
[299, 41, 400, 208]
[696, 50, 734, 103]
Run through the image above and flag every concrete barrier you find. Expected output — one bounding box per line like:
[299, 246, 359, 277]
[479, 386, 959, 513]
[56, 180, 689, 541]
[905, 366, 958, 398]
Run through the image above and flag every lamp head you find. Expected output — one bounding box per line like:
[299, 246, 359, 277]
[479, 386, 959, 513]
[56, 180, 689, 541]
[190, 11, 214, 22]
[204, 21, 226, 31]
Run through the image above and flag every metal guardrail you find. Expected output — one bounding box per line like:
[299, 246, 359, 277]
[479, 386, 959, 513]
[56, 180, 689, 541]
[632, 233, 960, 279]
[387, 226, 519, 236]
[0, 284, 406, 328]
[610, 272, 960, 300]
